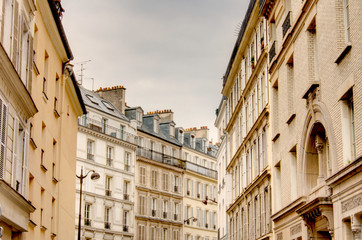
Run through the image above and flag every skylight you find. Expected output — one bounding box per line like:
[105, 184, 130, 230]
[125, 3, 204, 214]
[102, 101, 114, 111]
[86, 94, 98, 105]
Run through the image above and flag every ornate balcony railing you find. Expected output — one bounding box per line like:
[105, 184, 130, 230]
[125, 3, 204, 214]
[84, 218, 91, 226]
[123, 225, 128, 232]
[137, 147, 185, 169]
[269, 41, 276, 63]
[282, 11, 291, 38]
[185, 161, 217, 179]
[78, 116, 136, 144]
[104, 222, 111, 229]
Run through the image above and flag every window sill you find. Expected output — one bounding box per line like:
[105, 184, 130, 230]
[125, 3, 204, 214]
[286, 113, 296, 125]
[335, 42, 352, 64]
[30, 137, 37, 149]
[41, 164, 47, 172]
[272, 133, 280, 142]
[33, 61, 40, 76]
[42, 92, 48, 102]
[53, 109, 60, 118]
[52, 177, 58, 183]
[40, 225, 47, 231]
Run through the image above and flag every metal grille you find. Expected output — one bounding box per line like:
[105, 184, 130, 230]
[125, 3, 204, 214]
[282, 11, 291, 38]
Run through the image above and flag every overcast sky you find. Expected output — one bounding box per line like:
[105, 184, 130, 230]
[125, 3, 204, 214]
[62, 0, 249, 142]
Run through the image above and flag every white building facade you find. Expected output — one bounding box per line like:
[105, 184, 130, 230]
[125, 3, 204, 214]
[75, 86, 137, 240]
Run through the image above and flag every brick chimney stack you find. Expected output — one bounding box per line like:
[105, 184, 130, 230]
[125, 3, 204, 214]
[96, 85, 126, 114]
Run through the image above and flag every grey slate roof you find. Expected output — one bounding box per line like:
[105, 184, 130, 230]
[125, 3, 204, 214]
[80, 86, 130, 122]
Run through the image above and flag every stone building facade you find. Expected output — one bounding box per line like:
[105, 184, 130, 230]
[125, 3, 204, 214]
[180, 127, 218, 240]
[0, 0, 37, 238]
[260, 0, 362, 239]
[130, 109, 184, 240]
[26, 0, 86, 239]
[221, 0, 272, 239]
[75, 86, 137, 240]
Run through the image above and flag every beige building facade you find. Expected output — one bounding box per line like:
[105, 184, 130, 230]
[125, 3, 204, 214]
[26, 0, 86, 239]
[181, 127, 218, 240]
[260, 0, 362, 239]
[221, 1, 272, 239]
[0, 0, 37, 239]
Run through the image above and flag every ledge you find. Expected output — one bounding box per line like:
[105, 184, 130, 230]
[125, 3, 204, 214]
[335, 42, 352, 64]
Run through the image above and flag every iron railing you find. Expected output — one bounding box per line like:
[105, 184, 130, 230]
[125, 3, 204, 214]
[185, 161, 217, 179]
[124, 194, 129, 200]
[269, 41, 276, 63]
[78, 116, 136, 144]
[123, 225, 128, 232]
[84, 218, 91, 226]
[104, 222, 111, 229]
[137, 147, 185, 169]
[282, 11, 291, 38]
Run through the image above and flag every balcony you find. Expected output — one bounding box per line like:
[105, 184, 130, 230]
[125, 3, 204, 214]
[78, 116, 136, 144]
[163, 212, 167, 219]
[84, 218, 91, 226]
[105, 190, 112, 197]
[123, 225, 128, 232]
[282, 11, 291, 38]
[269, 41, 276, 63]
[137, 147, 185, 169]
[124, 193, 129, 200]
[185, 162, 217, 179]
[104, 222, 111, 229]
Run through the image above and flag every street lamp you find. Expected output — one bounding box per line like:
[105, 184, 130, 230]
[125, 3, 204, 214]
[184, 216, 198, 224]
[77, 168, 100, 240]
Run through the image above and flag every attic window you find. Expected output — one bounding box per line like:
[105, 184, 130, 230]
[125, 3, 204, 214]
[86, 94, 98, 105]
[102, 101, 114, 111]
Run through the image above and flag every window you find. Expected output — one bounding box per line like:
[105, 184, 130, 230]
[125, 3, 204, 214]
[123, 180, 130, 200]
[341, 89, 356, 164]
[344, 0, 350, 42]
[106, 146, 113, 166]
[104, 207, 111, 229]
[174, 202, 179, 221]
[139, 166, 146, 185]
[54, 74, 60, 116]
[151, 170, 158, 188]
[173, 175, 179, 193]
[163, 200, 168, 218]
[153, 118, 159, 133]
[42, 52, 49, 99]
[138, 195, 146, 215]
[41, 149, 46, 170]
[151, 198, 157, 216]
[120, 124, 125, 139]
[162, 228, 168, 240]
[138, 225, 145, 240]
[85, 203, 91, 226]
[124, 152, 131, 171]
[87, 140, 94, 160]
[123, 211, 128, 230]
[163, 173, 169, 191]
[105, 176, 112, 196]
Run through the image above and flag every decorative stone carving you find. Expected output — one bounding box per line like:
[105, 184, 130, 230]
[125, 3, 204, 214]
[290, 223, 302, 236]
[342, 194, 362, 213]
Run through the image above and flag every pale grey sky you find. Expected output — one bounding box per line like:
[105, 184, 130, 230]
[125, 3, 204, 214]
[62, 0, 249, 142]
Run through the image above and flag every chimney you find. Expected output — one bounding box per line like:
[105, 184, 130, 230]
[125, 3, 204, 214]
[96, 85, 126, 114]
[194, 126, 209, 139]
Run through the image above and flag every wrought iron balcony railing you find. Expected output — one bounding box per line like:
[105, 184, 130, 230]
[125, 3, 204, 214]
[282, 11, 292, 38]
[185, 161, 217, 179]
[152, 210, 156, 217]
[124, 193, 129, 200]
[105, 190, 112, 196]
[84, 218, 91, 226]
[106, 158, 113, 166]
[163, 212, 167, 219]
[137, 147, 185, 169]
[104, 222, 111, 229]
[269, 41, 276, 63]
[78, 116, 136, 144]
[123, 225, 128, 232]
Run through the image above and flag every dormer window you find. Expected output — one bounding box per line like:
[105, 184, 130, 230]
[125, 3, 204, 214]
[170, 125, 175, 138]
[178, 130, 184, 144]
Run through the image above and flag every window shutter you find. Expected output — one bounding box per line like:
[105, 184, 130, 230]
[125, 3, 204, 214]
[242, 154, 247, 189]
[264, 68, 268, 105]
[22, 131, 29, 196]
[191, 180, 194, 197]
[258, 77, 262, 114]
[12, 118, 20, 188]
[12, 0, 19, 67]
[0, 100, 7, 179]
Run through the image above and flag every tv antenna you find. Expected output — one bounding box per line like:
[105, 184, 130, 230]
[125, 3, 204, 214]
[84, 78, 95, 91]
[74, 60, 91, 85]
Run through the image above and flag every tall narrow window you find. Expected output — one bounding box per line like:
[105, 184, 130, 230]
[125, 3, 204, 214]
[102, 118, 108, 134]
[123, 211, 128, 231]
[274, 162, 281, 211]
[287, 55, 295, 119]
[151, 170, 158, 188]
[87, 140, 94, 160]
[344, 0, 350, 42]
[163, 173, 169, 191]
[106, 146, 113, 166]
[104, 207, 111, 229]
[124, 152, 131, 171]
[120, 124, 125, 140]
[123, 180, 129, 200]
[341, 89, 356, 164]
[105, 176, 112, 196]
[54, 74, 60, 116]
[139, 166, 146, 185]
[42, 51, 49, 99]
[84, 203, 91, 226]
[151, 198, 157, 216]
[290, 146, 297, 200]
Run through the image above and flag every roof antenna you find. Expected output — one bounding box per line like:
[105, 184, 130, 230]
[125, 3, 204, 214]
[74, 60, 91, 85]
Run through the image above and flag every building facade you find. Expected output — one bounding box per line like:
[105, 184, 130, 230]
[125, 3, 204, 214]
[129, 109, 184, 240]
[215, 97, 232, 240]
[0, 0, 37, 239]
[75, 86, 137, 240]
[180, 127, 218, 240]
[27, 0, 86, 239]
[259, 0, 362, 239]
[221, 0, 272, 239]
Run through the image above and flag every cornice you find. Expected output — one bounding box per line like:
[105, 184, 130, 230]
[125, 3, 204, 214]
[135, 185, 183, 200]
[135, 215, 183, 226]
[0, 180, 36, 212]
[0, 45, 37, 119]
[79, 125, 137, 150]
